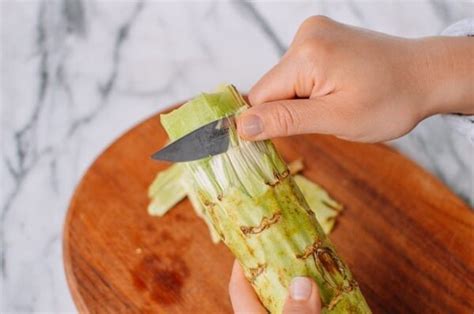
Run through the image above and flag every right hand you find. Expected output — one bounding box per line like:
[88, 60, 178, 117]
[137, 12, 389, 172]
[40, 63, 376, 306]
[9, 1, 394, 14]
[237, 16, 474, 143]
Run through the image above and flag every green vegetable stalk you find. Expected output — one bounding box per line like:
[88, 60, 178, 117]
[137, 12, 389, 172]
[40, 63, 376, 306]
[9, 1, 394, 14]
[160, 85, 371, 313]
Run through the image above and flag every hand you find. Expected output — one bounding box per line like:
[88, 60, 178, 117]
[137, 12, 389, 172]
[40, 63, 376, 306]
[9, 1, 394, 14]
[237, 16, 474, 142]
[229, 261, 321, 314]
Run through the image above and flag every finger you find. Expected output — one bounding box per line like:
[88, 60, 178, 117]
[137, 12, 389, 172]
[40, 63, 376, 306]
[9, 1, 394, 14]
[248, 54, 316, 106]
[229, 261, 267, 314]
[283, 277, 322, 314]
[249, 17, 340, 107]
[237, 97, 346, 140]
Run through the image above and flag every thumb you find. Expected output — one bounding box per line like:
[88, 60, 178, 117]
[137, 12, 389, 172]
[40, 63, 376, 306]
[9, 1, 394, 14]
[237, 98, 341, 140]
[283, 277, 321, 314]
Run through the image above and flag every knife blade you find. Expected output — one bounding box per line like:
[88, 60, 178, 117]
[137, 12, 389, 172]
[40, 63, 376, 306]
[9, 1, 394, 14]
[151, 116, 235, 162]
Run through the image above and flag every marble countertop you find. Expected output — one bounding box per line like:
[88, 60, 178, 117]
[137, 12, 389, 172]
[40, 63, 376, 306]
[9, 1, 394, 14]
[1, 1, 473, 312]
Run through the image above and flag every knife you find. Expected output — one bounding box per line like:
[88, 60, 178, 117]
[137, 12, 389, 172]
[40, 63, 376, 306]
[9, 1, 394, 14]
[151, 116, 236, 162]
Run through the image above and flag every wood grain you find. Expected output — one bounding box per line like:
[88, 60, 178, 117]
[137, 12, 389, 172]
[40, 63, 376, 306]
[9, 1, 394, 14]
[64, 110, 474, 314]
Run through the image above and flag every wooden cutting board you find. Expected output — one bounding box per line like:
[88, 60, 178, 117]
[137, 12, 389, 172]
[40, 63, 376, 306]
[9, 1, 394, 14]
[64, 109, 473, 314]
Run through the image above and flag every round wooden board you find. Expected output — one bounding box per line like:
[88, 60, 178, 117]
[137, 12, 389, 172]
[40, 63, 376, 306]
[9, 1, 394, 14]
[64, 110, 473, 314]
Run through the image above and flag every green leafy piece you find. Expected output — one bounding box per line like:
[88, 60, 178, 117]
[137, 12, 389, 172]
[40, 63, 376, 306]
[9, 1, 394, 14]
[294, 175, 342, 234]
[147, 164, 186, 216]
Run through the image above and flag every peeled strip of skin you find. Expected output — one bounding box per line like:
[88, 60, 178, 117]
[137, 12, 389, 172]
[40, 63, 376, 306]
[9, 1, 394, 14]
[293, 175, 342, 234]
[147, 164, 186, 216]
[156, 84, 371, 313]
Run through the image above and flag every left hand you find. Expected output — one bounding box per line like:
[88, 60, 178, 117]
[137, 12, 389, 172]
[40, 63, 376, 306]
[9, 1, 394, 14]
[228, 260, 322, 314]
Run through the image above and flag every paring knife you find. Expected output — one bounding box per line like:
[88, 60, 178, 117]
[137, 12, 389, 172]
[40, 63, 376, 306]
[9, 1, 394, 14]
[151, 116, 236, 162]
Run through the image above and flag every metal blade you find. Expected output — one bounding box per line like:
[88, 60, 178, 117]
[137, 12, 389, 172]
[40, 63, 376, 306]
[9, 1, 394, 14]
[151, 117, 234, 162]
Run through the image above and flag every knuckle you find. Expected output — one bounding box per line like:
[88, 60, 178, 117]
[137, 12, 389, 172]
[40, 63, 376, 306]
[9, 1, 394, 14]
[248, 91, 259, 106]
[294, 39, 318, 61]
[273, 102, 299, 136]
[312, 15, 333, 26]
[293, 16, 336, 62]
[301, 15, 333, 30]
[315, 42, 332, 62]
[300, 16, 318, 31]
[294, 37, 333, 63]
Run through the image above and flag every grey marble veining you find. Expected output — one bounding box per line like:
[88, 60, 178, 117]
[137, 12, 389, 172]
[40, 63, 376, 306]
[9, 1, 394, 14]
[1, 1, 473, 312]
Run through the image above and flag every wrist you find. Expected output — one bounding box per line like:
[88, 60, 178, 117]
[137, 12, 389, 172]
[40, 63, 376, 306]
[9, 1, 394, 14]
[415, 37, 474, 116]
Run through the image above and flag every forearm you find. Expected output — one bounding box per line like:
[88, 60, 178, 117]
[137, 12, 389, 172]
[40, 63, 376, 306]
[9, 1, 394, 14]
[417, 37, 474, 116]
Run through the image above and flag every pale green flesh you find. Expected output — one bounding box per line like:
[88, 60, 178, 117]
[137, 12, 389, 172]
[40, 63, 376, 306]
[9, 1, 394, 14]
[148, 168, 342, 236]
[152, 84, 370, 313]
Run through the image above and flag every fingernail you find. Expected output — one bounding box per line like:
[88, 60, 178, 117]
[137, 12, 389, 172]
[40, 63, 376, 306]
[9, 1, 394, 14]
[239, 114, 263, 137]
[290, 277, 312, 301]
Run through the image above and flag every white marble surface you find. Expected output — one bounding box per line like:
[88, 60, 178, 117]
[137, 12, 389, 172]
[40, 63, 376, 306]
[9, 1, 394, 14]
[1, 0, 473, 312]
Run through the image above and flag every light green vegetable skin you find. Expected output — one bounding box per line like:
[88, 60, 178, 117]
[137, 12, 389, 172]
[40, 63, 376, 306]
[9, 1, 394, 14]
[155, 85, 371, 313]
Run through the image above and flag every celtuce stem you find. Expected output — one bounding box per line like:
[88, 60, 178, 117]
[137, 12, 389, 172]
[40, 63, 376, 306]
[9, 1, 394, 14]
[159, 85, 371, 313]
